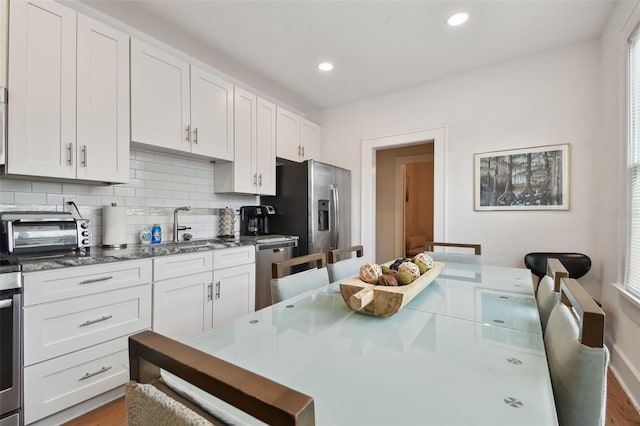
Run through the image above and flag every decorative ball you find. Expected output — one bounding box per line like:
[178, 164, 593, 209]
[396, 271, 414, 286]
[412, 253, 428, 265]
[381, 265, 391, 275]
[377, 274, 398, 286]
[359, 263, 382, 284]
[398, 262, 420, 280]
[416, 262, 428, 275]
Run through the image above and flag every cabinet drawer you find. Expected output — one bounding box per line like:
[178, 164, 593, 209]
[24, 284, 151, 366]
[24, 259, 152, 306]
[24, 336, 130, 425]
[213, 246, 255, 270]
[153, 251, 213, 281]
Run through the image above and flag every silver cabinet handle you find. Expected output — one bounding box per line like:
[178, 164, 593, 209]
[79, 276, 113, 285]
[215, 281, 221, 299]
[207, 283, 213, 301]
[0, 299, 12, 309]
[297, 145, 301, 156]
[301, 145, 305, 157]
[79, 366, 112, 381]
[185, 125, 191, 143]
[81, 144, 87, 167]
[193, 127, 198, 144]
[67, 143, 73, 165]
[253, 174, 257, 185]
[258, 173, 263, 186]
[79, 315, 112, 327]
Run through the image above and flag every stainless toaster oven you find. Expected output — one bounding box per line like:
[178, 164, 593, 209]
[0, 211, 91, 254]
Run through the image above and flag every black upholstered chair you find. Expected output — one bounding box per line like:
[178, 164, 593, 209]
[524, 252, 592, 284]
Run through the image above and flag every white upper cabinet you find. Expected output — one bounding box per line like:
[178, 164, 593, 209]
[131, 40, 234, 161]
[214, 89, 276, 195]
[8, 0, 77, 179]
[131, 39, 190, 153]
[276, 106, 301, 162]
[1, 0, 8, 87]
[276, 106, 320, 163]
[76, 15, 130, 183]
[190, 66, 234, 160]
[256, 97, 277, 195]
[300, 118, 320, 162]
[8, 0, 129, 183]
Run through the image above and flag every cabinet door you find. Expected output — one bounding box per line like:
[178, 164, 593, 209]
[300, 118, 320, 161]
[212, 263, 255, 328]
[131, 39, 190, 152]
[190, 66, 234, 160]
[232, 87, 257, 194]
[256, 98, 276, 195]
[276, 106, 301, 162]
[76, 15, 129, 183]
[8, 0, 76, 179]
[153, 272, 213, 340]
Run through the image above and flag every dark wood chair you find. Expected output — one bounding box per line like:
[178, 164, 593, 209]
[127, 330, 315, 426]
[271, 253, 329, 303]
[544, 278, 608, 425]
[425, 241, 482, 255]
[536, 258, 569, 330]
[327, 245, 364, 282]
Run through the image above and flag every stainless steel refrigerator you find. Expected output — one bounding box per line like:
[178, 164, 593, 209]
[261, 160, 351, 260]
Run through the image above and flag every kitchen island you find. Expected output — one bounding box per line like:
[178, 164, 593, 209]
[160, 261, 557, 425]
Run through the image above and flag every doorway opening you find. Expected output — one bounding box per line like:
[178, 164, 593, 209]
[361, 127, 447, 264]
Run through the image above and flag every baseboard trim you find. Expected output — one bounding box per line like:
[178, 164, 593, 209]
[609, 342, 640, 412]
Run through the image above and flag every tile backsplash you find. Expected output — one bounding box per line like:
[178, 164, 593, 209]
[0, 149, 257, 245]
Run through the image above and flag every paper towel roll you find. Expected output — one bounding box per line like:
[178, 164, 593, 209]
[102, 205, 127, 248]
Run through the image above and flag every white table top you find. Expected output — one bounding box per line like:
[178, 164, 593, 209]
[174, 262, 557, 425]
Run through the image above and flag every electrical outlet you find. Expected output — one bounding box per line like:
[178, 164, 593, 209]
[63, 197, 77, 211]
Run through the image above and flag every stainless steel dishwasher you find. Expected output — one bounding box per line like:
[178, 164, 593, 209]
[254, 236, 298, 310]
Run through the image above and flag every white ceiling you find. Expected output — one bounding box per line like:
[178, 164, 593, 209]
[81, 0, 615, 113]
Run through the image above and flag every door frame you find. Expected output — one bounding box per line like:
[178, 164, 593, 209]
[395, 153, 434, 258]
[361, 127, 447, 263]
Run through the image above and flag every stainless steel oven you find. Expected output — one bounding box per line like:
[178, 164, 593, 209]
[0, 254, 22, 426]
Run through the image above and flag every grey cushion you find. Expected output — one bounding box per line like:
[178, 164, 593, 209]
[327, 258, 361, 283]
[271, 267, 330, 303]
[425, 251, 482, 264]
[544, 303, 609, 426]
[537, 275, 560, 332]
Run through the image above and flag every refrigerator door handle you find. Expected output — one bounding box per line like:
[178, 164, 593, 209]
[331, 184, 340, 249]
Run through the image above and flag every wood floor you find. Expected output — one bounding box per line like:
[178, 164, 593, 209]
[64, 369, 640, 425]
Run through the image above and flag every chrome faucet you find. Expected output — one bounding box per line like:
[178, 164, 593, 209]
[173, 206, 191, 242]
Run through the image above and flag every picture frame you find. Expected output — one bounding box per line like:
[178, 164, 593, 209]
[474, 144, 570, 211]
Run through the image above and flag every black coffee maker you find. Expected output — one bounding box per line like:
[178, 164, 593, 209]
[239, 205, 275, 236]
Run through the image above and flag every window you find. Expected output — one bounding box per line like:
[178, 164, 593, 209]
[626, 28, 640, 297]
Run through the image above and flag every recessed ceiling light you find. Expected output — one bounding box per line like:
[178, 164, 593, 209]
[447, 12, 469, 27]
[318, 62, 334, 72]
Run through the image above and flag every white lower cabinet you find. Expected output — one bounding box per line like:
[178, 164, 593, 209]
[152, 271, 213, 340]
[24, 336, 130, 425]
[152, 247, 256, 338]
[22, 260, 152, 424]
[213, 263, 255, 328]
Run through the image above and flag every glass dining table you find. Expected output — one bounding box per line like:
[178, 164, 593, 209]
[165, 261, 558, 425]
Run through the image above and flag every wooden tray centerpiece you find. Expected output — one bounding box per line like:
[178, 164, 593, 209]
[340, 259, 443, 317]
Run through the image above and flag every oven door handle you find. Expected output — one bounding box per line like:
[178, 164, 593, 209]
[0, 299, 12, 308]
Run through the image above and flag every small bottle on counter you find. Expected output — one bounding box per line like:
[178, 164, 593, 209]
[151, 224, 162, 244]
[139, 228, 152, 245]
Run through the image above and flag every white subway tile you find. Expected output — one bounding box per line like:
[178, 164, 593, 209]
[101, 196, 125, 206]
[62, 183, 91, 195]
[15, 192, 46, 204]
[0, 192, 15, 203]
[0, 179, 32, 191]
[90, 186, 114, 196]
[77, 195, 102, 206]
[114, 187, 136, 197]
[32, 182, 62, 193]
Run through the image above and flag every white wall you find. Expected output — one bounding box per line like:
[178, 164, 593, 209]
[597, 0, 640, 408]
[321, 40, 601, 290]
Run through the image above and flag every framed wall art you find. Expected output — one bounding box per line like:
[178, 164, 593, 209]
[474, 144, 570, 211]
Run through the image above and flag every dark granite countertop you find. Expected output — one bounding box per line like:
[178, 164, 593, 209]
[18, 238, 253, 272]
[18, 235, 299, 272]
